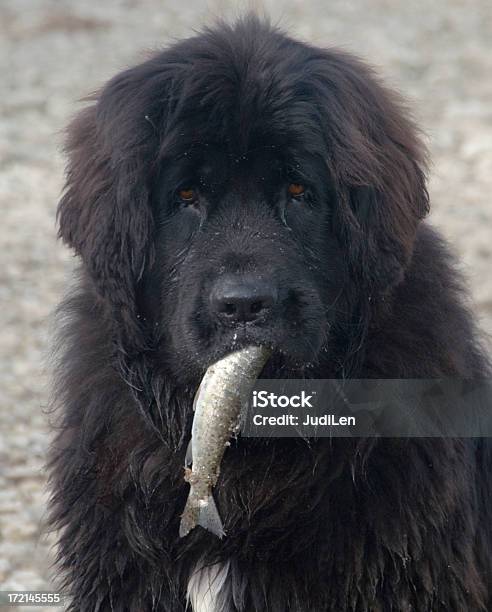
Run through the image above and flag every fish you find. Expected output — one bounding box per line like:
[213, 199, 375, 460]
[179, 345, 271, 538]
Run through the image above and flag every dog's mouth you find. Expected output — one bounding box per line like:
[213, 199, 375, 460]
[167, 280, 329, 382]
[201, 325, 320, 378]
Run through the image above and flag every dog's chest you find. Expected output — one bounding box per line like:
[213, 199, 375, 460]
[187, 561, 231, 612]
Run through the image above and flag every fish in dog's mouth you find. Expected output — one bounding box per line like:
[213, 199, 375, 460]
[197, 321, 324, 378]
[180, 345, 272, 538]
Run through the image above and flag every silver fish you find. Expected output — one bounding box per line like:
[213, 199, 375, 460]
[179, 345, 271, 538]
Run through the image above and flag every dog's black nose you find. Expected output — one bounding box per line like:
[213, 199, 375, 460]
[210, 275, 277, 323]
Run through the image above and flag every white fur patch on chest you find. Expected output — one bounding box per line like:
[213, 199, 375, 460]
[186, 560, 231, 612]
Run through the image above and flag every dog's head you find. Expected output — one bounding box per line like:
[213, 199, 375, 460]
[58, 16, 428, 382]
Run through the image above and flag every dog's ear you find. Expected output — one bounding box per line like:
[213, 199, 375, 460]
[346, 173, 428, 291]
[314, 50, 429, 291]
[57, 65, 161, 339]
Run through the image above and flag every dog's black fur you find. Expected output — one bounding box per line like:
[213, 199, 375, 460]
[49, 15, 492, 611]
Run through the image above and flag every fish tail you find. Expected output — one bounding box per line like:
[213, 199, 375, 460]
[179, 487, 226, 539]
[179, 492, 200, 538]
[198, 493, 226, 538]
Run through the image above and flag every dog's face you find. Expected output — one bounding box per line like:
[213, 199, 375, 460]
[149, 138, 346, 377]
[58, 17, 429, 383]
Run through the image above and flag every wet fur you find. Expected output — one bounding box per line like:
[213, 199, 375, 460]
[49, 15, 492, 611]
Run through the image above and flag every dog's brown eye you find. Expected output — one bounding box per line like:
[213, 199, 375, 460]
[288, 183, 305, 198]
[178, 188, 196, 202]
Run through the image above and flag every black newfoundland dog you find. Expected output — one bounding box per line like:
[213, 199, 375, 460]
[49, 15, 492, 611]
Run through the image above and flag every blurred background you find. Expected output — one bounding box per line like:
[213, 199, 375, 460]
[0, 0, 491, 608]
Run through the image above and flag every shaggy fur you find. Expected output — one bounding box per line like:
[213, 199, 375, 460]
[48, 15, 492, 611]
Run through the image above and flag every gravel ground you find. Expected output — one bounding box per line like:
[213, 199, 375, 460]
[1, 1, 491, 609]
